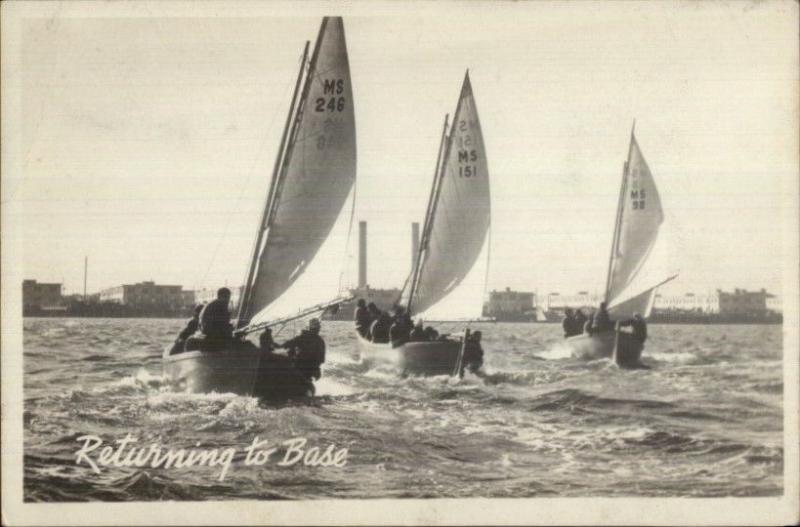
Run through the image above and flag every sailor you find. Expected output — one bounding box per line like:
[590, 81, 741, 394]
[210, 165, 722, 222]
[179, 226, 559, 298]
[171, 304, 204, 354]
[354, 299, 371, 337]
[367, 302, 380, 320]
[389, 306, 413, 344]
[423, 326, 439, 341]
[562, 308, 576, 338]
[259, 327, 277, 354]
[200, 288, 233, 350]
[280, 318, 326, 382]
[409, 320, 426, 342]
[370, 310, 392, 343]
[463, 330, 484, 374]
[630, 313, 647, 343]
[251, 328, 299, 399]
[593, 302, 612, 333]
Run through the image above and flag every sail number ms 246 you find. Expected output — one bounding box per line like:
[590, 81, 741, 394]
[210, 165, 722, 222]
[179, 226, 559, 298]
[458, 149, 479, 178]
[630, 189, 646, 210]
[315, 79, 346, 113]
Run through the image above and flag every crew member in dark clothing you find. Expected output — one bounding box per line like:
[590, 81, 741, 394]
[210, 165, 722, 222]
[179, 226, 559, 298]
[389, 307, 413, 344]
[171, 304, 204, 354]
[179, 304, 203, 340]
[200, 288, 233, 339]
[462, 330, 484, 374]
[367, 302, 380, 320]
[198, 288, 233, 351]
[370, 311, 392, 343]
[562, 308, 576, 338]
[260, 328, 277, 354]
[593, 302, 612, 333]
[409, 320, 425, 342]
[423, 326, 439, 341]
[365, 302, 380, 339]
[354, 299, 371, 338]
[389, 320, 409, 344]
[280, 318, 326, 382]
[255, 327, 305, 396]
[630, 313, 647, 343]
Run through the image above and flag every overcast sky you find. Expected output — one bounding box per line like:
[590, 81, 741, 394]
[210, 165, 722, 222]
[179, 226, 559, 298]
[6, 0, 798, 299]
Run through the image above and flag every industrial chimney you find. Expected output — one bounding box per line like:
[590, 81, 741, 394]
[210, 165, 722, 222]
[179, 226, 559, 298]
[358, 221, 367, 288]
[411, 222, 420, 268]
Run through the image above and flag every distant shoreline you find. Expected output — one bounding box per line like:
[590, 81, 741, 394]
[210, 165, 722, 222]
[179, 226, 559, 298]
[21, 315, 783, 326]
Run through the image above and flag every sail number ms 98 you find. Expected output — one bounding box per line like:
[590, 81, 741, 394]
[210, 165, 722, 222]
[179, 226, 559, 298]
[458, 149, 479, 178]
[629, 167, 646, 209]
[315, 79, 346, 112]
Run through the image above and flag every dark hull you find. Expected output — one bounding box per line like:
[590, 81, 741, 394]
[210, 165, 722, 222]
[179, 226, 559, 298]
[565, 331, 644, 367]
[356, 333, 462, 376]
[162, 344, 313, 399]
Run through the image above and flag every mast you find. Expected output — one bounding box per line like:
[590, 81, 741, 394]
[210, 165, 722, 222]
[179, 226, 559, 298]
[604, 122, 636, 302]
[604, 160, 627, 302]
[237, 41, 310, 327]
[407, 113, 450, 313]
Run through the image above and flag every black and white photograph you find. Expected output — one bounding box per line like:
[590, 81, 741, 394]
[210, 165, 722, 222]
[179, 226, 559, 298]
[2, 0, 798, 525]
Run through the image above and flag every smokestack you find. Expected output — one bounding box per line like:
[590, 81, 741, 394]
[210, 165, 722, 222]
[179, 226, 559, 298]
[358, 221, 367, 288]
[411, 222, 420, 268]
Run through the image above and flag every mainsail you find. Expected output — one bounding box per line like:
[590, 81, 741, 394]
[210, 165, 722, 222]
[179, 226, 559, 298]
[238, 17, 356, 328]
[402, 72, 491, 319]
[605, 129, 675, 319]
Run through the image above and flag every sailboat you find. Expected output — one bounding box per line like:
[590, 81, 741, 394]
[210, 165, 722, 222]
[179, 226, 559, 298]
[565, 125, 676, 367]
[163, 17, 356, 398]
[357, 71, 490, 377]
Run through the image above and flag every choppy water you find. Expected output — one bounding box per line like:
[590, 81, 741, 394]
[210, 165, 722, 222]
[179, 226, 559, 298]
[23, 318, 783, 501]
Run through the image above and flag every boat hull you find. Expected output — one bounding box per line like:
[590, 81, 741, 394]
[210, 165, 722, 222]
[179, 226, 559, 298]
[162, 344, 313, 399]
[356, 333, 463, 376]
[565, 331, 644, 367]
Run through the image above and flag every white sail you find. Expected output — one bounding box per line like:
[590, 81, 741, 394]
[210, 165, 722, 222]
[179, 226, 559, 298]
[414, 236, 489, 321]
[404, 72, 491, 320]
[239, 17, 356, 327]
[606, 131, 675, 320]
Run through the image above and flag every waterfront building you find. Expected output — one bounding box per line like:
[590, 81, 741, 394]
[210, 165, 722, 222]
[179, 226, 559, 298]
[653, 292, 718, 314]
[766, 295, 782, 313]
[717, 288, 772, 317]
[546, 291, 602, 312]
[98, 281, 184, 310]
[181, 290, 196, 308]
[22, 280, 64, 311]
[487, 288, 534, 319]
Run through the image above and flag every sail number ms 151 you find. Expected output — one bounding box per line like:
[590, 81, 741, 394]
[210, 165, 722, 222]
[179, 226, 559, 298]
[458, 149, 479, 178]
[315, 79, 346, 112]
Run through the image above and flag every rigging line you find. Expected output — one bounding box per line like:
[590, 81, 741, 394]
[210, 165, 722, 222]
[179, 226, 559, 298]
[197, 50, 303, 290]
